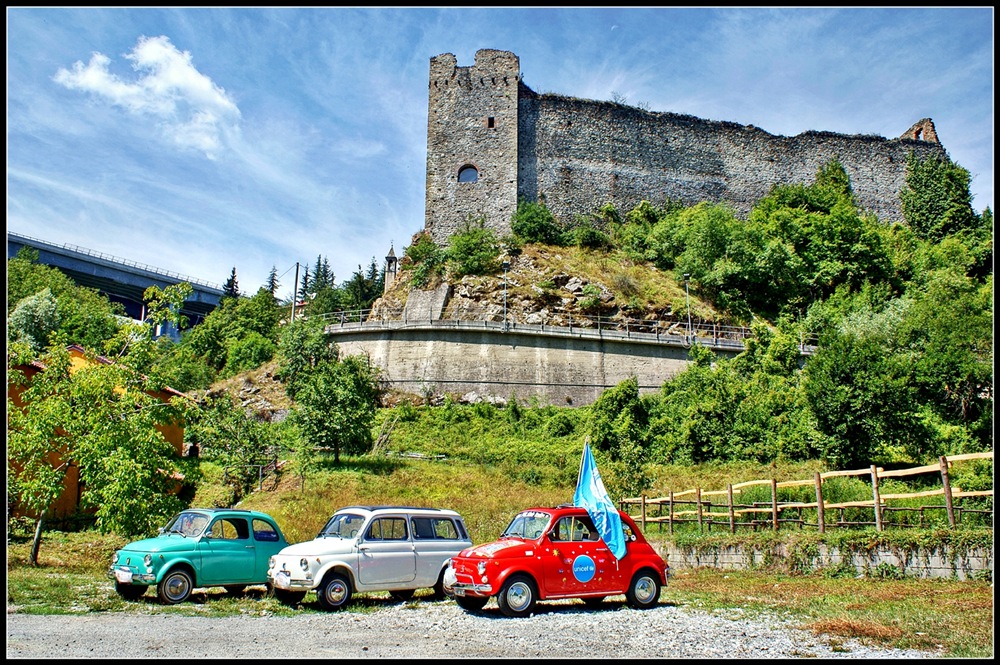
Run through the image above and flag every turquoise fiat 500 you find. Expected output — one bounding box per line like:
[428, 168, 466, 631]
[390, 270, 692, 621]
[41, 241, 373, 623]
[108, 508, 290, 604]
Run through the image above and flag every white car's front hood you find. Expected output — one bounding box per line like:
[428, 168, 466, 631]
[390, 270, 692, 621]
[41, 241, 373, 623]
[276, 537, 357, 557]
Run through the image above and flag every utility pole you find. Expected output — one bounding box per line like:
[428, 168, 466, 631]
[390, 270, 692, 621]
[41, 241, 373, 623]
[290, 262, 300, 323]
[684, 273, 692, 344]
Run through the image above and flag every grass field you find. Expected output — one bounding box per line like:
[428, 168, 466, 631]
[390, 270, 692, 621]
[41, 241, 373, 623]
[7, 454, 994, 658]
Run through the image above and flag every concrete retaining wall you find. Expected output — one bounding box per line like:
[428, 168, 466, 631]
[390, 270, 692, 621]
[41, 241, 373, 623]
[332, 326, 711, 406]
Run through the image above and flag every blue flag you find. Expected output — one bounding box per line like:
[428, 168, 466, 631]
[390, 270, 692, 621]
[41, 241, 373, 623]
[573, 441, 626, 560]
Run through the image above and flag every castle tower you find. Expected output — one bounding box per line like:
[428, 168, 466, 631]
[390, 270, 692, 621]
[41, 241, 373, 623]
[424, 50, 521, 244]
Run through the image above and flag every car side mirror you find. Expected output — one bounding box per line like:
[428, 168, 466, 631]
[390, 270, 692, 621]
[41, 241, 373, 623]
[158, 527, 165, 534]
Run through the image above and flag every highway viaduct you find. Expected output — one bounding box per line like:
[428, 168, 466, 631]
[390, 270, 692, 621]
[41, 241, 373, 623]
[8, 232, 224, 340]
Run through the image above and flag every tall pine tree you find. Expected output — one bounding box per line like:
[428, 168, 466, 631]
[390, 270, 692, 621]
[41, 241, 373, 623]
[222, 267, 240, 299]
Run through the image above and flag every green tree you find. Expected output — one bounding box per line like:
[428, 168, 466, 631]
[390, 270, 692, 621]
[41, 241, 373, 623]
[7, 248, 123, 350]
[279, 319, 382, 464]
[511, 197, 566, 246]
[8, 342, 194, 561]
[587, 377, 647, 460]
[7, 343, 73, 564]
[184, 393, 278, 503]
[803, 320, 926, 469]
[900, 153, 979, 242]
[265, 265, 280, 296]
[447, 218, 501, 277]
[7, 288, 61, 350]
[222, 267, 240, 299]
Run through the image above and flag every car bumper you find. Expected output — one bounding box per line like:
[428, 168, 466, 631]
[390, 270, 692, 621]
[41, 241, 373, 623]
[268, 571, 316, 592]
[107, 566, 155, 585]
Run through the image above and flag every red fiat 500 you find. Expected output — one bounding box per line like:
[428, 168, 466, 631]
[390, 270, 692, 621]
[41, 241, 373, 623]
[443, 505, 669, 617]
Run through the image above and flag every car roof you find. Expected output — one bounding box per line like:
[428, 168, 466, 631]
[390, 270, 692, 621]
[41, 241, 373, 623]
[183, 508, 274, 519]
[336, 505, 461, 516]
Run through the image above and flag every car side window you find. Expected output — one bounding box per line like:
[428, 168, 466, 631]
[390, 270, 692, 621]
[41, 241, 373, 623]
[252, 518, 279, 542]
[366, 517, 408, 541]
[411, 517, 435, 539]
[432, 518, 459, 539]
[573, 516, 599, 542]
[550, 517, 572, 541]
[208, 517, 249, 540]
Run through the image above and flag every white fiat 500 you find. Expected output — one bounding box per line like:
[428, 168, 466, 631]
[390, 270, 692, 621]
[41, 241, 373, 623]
[267, 505, 472, 610]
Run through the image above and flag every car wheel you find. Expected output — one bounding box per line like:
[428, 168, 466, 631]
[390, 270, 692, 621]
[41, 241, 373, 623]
[157, 569, 194, 605]
[389, 589, 415, 602]
[455, 595, 488, 612]
[223, 585, 247, 596]
[115, 582, 147, 601]
[581, 596, 605, 608]
[273, 588, 306, 606]
[497, 574, 537, 618]
[625, 569, 661, 609]
[431, 569, 448, 600]
[316, 572, 352, 611]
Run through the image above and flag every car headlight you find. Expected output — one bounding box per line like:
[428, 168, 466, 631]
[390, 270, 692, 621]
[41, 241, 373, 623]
[300, 558, 309, 571]
[477, 561, 487, 575]
[144, 554, 153, 569]
[111, 551, 119, 566]
[268, 556, 276, 569]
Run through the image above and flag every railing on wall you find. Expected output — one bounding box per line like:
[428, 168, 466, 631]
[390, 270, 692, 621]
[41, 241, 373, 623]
[620, 451, 993, 534]
[313, 307, 820, 353]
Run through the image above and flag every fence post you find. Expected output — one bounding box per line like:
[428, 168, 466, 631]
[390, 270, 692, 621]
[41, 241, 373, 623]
[668, 491, 674, 536]
[939, 455, 956, 528]
[728, 483, 735, 534]
[641, 494, 647, 533]
[696, 488, 703, 534]
[814, 472, 825, 534]
[871, 465, 883, 531]
[770, 479, 778, 531]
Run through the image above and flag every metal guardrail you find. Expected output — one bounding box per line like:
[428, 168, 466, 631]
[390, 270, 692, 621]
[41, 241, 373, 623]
[313, 307, 820, 354]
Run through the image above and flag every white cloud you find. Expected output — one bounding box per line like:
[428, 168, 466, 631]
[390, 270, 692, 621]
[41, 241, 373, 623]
[53, 35, 241, 158]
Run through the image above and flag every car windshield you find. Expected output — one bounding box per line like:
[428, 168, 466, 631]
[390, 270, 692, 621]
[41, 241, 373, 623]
[500, 511, 552, 540]
[319, 512, 366, 538]
[164, 512, 210, 538]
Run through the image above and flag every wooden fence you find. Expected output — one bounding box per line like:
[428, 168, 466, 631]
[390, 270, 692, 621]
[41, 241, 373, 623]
[620, 452, 993, 534]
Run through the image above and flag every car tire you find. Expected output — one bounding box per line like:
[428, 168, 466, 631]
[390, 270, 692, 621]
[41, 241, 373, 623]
[497, 574, 537, 618]
[431, 569, 448, 600]
[455, 595, 488, 612]
[389, 589, 415, 602]
[157, 568, 194, 605]
[316, 572, 352, 611]
[273, 588, 306, 606]
[114, 582, 146, 601]
[223, 585, 247, 596]
[625, 569, 661, 609]
[581, 596, 605, 608]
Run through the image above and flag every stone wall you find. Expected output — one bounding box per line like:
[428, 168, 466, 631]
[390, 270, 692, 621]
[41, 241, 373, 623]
[521, 95, 946, 226]
[660, 542, 992, 581]
[425, 49, 948, 242]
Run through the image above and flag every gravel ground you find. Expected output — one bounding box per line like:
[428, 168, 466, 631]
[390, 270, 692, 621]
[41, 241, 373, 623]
[6, 598, 938, 659]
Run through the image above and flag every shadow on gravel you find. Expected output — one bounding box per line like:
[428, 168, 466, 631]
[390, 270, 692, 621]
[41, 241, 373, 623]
[455, 598, 680, 620]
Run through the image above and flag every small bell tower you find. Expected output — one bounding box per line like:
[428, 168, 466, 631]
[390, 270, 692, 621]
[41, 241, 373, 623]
[383, 245, 398, 294]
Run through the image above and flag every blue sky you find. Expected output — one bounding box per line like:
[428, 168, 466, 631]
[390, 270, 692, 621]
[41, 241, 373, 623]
[7, 7, 994, 302]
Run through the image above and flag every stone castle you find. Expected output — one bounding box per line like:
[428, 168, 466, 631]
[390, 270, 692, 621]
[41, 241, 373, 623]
[423, 49, 948, 243]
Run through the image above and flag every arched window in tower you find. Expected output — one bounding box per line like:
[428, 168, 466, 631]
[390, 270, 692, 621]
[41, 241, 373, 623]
[458, 165, 479, 183]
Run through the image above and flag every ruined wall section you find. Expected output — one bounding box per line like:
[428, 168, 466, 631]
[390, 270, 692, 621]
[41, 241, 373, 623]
[519, 94, 948, 228]
[425, 50, 521, 244]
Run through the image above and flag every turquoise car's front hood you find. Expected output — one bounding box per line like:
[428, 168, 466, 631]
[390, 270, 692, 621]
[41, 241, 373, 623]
[119, 534, 200, 554]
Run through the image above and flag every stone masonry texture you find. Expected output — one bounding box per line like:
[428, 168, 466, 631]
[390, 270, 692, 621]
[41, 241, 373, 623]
[425, 49, 948, 243]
